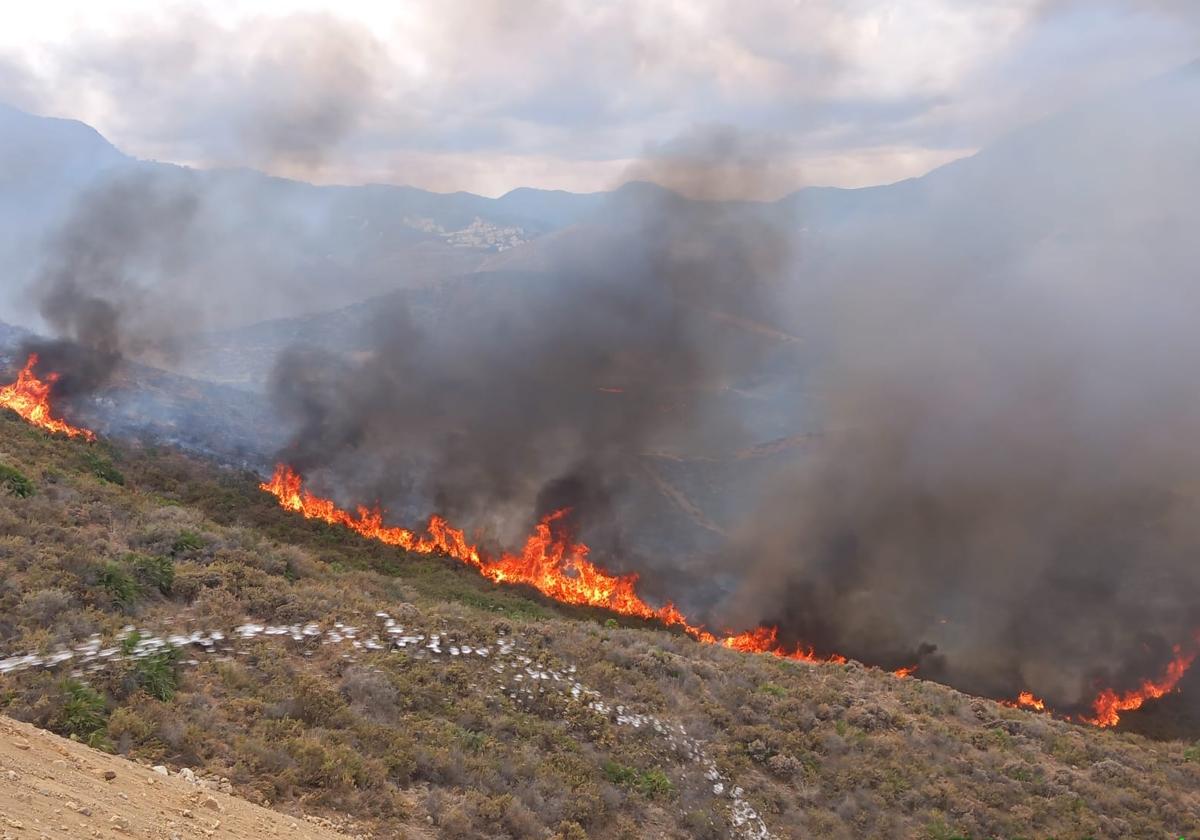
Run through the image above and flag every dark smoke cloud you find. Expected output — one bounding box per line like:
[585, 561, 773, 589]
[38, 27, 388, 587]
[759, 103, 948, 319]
[714, 67, 1200, 708]
[627, 125, 804, 201]
[270, 154, 798, 566]
[16, 12, 394, 395]
[271, 65, 1200, 716]
[21, 170, 203, 395]
[717, 275, 1200, 704]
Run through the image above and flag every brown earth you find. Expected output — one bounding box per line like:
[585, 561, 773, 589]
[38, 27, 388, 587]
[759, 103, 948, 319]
[0, 716, 355, 840]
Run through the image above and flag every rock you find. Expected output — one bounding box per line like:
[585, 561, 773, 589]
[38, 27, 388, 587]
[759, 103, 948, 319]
[178, 768, 196, 784]
[103, 770, 116, 781]
[13, 740, 30, 751]
[152, 766, 169, 776]
[109, 815, 129, 831]
[200, 796, 221, 812]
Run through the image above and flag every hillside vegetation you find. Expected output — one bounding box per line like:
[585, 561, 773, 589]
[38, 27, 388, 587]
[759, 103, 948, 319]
[1, 412, 1199, 839]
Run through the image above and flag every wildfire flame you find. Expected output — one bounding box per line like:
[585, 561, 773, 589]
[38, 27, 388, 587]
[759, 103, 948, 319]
[0, 354, 95, 441]
[1001, 690, 1047, 712]
[1081, 643, 1197, 728]
[267, 466, 1200, 718]
[260, 464, 913, 672]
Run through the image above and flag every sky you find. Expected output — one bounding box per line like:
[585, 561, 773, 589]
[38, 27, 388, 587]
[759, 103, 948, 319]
[0, 0, 1196, 198]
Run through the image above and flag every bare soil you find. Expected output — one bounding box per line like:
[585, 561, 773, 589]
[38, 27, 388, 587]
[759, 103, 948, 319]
[0, 716, 354, 840]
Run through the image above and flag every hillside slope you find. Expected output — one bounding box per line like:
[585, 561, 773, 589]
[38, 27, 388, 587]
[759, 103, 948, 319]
[0, 715, 357, 839]
[1, 416, 1199, 838]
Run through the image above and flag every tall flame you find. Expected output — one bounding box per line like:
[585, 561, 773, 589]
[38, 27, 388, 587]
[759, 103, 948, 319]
[1081, 643, 1196, 728]
[260, 464, 907, 670]
[1000, 690, 1047, 711]
[0, 354, 95, 441]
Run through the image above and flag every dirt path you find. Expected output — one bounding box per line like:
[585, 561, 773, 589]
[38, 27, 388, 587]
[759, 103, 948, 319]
[0, 716, 356, 840]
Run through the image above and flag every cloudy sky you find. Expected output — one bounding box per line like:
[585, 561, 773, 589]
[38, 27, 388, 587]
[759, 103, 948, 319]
[0, 0, 1196, 198]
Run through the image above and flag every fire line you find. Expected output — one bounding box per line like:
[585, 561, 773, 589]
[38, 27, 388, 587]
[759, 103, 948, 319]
[261, 465, 1200, 726]
[0, 354, 95, 441]
[260, 464, 899, 670]
[0, 353, 1188, 728]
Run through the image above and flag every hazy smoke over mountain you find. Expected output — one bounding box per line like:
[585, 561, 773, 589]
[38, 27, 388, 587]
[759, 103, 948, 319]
[713, 65, 1200, 708]
[20, 171, 202, 394]
[270, 177, 798, 561]
[718, 268, 1200, 706]
[270, 64, 1200, 713]
[15, 12, 395, 393]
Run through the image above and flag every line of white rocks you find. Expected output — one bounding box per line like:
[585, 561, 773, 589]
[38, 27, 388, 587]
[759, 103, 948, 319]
[1, 614, 774, 840]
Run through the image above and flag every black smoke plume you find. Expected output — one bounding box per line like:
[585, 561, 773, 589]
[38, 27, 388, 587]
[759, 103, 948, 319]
[270, 180, 799, 575]
[269, 69, 1200, 718]
[20, 170, 202, 395]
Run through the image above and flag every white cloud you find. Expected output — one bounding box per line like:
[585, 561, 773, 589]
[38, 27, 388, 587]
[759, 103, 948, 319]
[0, 0, 1193, 195]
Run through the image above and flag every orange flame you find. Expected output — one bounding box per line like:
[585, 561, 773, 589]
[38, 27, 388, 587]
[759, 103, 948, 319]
[261, 464, 914, 672]
[0, 354, 95, 441]
[1081, 644, 1196, 728]
[1001, 690, 1047, 711]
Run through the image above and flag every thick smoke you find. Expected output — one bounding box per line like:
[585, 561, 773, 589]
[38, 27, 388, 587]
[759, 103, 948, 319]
[271, 65, 1200, 715]
[16, 12, 392, 396]
[717, 271, 1200, 705]
[270, 173, 798, 570]
[21, 170, 202, 395]
[715, 66, 1200, 707]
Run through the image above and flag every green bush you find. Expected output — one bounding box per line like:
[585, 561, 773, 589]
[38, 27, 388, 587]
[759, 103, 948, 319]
[60, 679, 108, 738]
[636, 768, 673, 799]
[136, 650, 179, 700]
[98, 562, 141, 611]
[0, 463, 34, 497]
[120, 630, 143, 656]
[602, 760, 637, 786]
[602, 762, 673, 799]
[172, 530, 205, 554]
[58, 679, 112, 749]
[83, 451, 125, 485]
[759, 681, 787, 697]
[134, 649, 180, 701]
[129, 553, 175, 595]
